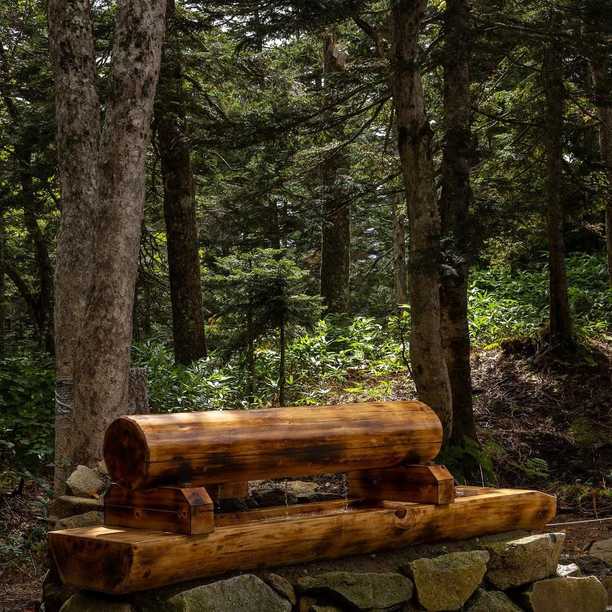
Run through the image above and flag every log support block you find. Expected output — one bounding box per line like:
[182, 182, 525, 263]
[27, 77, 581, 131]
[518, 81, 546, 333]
[348, 464, 455, 505]
[104, 485, 214, 535]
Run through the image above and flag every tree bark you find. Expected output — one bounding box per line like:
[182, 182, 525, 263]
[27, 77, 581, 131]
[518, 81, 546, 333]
[49, 0, 167, 490]
[390, 0, 452, 439]
[157, 0, 207, 365]
[542, 21, 572, 345]
[391, 192, 409, 306]
[278, 314, 286, 407]
[439, 0, 476, 445]
[320, 32, 351, 315]
[48, 0, 101, 493]
[591, 59, 612, 286]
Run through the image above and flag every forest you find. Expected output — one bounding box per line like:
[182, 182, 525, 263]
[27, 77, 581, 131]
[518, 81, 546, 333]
[0, 0, 611, 610]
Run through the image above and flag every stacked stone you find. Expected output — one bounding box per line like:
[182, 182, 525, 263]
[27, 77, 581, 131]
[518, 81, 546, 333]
[54, 532, 611, 612]
[47, 464, 108, 529]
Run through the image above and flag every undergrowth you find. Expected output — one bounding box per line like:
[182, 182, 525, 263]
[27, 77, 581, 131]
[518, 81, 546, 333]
[0, 253, 609, 489]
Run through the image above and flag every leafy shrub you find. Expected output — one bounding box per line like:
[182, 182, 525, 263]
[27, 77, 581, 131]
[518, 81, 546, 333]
[0, 354, 54, 472]
[469, 254, 611, 345]
[131, 340, 245, 411]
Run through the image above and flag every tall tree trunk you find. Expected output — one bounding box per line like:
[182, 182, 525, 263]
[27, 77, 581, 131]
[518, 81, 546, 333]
[542, 20, 572, 344]
[49, 0, 167, 490]
[48, 0, 101, 493]
[591, 59, 612, 286]
[157, 0, 207, 365]
[391, 192, 409, 306]
[278, 314, 286, 407]
[246, 306, 256, 405]
[440, 0, 476, 445]
[390, 0, 452, 439]
[320, 32, 351, 315]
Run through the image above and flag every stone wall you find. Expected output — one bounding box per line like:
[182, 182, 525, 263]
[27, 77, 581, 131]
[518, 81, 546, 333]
[50, 531, 611, 612]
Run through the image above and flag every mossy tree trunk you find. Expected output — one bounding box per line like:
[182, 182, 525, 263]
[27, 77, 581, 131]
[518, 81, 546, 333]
[320, 32, 351, 315]
[390, 0, 452, 440]
[157, 0, 207, 365]
[591, 59, 612, 287]
[542, 15, 572, 345]
[49, 0, 167, 492]
[440, 0, 476, 445]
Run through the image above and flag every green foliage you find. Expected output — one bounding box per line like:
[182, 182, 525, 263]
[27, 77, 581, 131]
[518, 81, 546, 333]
[468, 254, 611, 346]
[0, 354, 54, 472]
[207, 248, 321, 343]
[131, 340, 245, 411]
[437, 437, 496, 485]
[286, 317, 404, 404]
[133, 315, 405, 411]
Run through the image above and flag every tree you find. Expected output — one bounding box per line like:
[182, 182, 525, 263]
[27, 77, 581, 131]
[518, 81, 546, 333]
[390, 0, 452, 439]
[320, 32, 351, 315]
[440, 0, 476, 444]
[542, 11, 572, 345]
[49, 0, 167, 491]
[391, 191, 408, 306]
[584, 0, 612, 286]
[157, 0, 208, 365]
[209, 249, 320, 406]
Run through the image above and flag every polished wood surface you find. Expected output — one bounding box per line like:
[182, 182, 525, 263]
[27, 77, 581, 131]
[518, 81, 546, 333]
[103, 401, 443, 489]
[104, 485, 214, 535]
[348, 464, 455, 504]
[50, 487, 556, 594]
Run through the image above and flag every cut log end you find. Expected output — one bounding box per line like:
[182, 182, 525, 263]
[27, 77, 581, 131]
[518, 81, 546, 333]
[103, 417, 149, 489]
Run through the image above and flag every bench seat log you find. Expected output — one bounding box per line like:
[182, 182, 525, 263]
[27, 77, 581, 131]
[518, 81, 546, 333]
[49, 487, 556, 594]
[348, 464, 455, 505]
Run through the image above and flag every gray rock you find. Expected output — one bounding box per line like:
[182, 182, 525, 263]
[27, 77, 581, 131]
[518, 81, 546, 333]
[298, 571, 413, 610]
[55, 510, 103, 529]
[60, 593, 134, 612]
[298, 595, 320, 612]
[556, 562, 581, 577]
[164, 575, 292, 612]
[286, 480, 319, 501]
[589, 538, 612, 565]
[465, 589, 522, 612]
[407, 550, 489, 611]
[264, 573, 297, 605]
[521, 576, 607, 612]
[485, 532, 565, 589]
[252, 486, 298, 506]
[48, 494, 103, 520]
[601, 575, 612, 604]
[575, 555, 610, 577]
[66, 465, 106, 498]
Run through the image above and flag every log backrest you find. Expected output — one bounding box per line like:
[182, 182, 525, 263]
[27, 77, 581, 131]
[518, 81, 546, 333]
[103, 400, 442, 490]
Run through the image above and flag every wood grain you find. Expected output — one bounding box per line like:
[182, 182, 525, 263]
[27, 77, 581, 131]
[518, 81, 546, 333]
[103, 401, 443, 489]
[50, 487, 556, 594]
[348, 464, 455, 504]
[104, 485, 214, 535]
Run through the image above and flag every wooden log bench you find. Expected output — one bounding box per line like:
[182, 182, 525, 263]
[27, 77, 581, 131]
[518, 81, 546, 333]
[49, 400, 556, 594]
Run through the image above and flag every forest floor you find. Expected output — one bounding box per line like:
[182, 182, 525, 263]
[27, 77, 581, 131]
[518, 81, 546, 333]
[1, 339, 611, 611]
